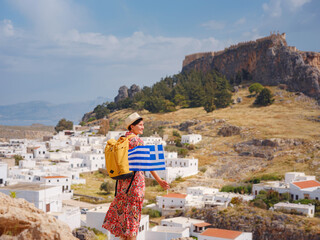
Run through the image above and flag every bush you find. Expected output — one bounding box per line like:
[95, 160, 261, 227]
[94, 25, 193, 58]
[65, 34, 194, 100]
[178, 148, 188, 157]
[55, 118, 73, 132]
[220, 184, 252, 194]
[249, 83, 264, 95]
[254, 88, 274, 106]
[141, 208, 161, 218]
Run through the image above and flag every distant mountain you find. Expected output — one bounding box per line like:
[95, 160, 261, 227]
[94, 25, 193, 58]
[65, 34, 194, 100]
[0, 97, 111, 126]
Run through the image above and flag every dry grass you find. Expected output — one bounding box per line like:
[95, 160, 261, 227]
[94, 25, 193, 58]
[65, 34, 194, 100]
[71, 172, 115, 203]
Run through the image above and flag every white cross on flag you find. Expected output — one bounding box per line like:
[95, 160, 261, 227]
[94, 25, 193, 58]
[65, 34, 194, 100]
[128, 145, 166, 171]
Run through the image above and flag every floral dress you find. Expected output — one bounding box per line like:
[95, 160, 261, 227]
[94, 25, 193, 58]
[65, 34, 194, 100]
[102, 131, 145, 238]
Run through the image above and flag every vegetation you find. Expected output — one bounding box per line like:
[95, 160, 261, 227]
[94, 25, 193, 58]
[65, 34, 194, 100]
[100, 181, 114, 194]
[220, 184, 252, 194]
[249, 83, 264, 95]
[89, 69, 232, 120]
[141, 208, 162, 218]
[245, 174, 283, 184]
[254, 88, 275, 106]
[14, 155, 23, 165]
[55, 118, 73, 132]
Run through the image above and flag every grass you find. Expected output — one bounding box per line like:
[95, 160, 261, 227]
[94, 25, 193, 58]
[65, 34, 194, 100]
[72, 171, 115, 203]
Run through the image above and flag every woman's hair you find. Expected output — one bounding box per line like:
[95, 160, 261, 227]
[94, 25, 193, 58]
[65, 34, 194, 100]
[128, 117, 143, 131]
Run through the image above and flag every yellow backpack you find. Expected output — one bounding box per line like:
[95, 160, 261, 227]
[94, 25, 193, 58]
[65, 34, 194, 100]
[104, 135, 135, 180]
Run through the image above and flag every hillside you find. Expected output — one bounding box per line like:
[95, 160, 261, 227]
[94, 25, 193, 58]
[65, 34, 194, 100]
[0, 124, 55, 141]
[106, 86, 320, 188]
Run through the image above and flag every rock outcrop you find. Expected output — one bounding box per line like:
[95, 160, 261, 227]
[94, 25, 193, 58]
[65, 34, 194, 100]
[187, 206, 320, 240]
[114, 84, 141, 103]
[0, 193, 76, 240]
[182, 33, 320, 100]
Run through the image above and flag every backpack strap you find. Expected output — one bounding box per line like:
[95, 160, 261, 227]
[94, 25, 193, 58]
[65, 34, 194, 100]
[126, 171, 136, 194]
[114, 180, 118, 197]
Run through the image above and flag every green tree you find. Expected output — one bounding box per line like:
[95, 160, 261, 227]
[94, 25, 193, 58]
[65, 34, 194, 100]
[14, 155, 23, 165]
[249, 83, 264, 95]
[254, 88, 274, 106]
[214, 89, 232, 108]
[204, 96, 216, 113]
[100, 181, 113, 194]
[94, 104, 110, 119]
[55, 118, 73, 132]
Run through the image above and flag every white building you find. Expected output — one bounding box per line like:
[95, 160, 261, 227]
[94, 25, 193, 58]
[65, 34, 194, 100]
[289, 180, 320, 201]
[39, 176, 72, 198]
[106, 131, 126, 141]
[141, 136, 167, 146]
[49, 206, 81, 230]
[145, 156, 198, 183]
[85, 205, 149, 240]
[198, 228, 252, 240]
[146, 226, 189, 240]
[157, 193, 187, 210]
[19, 159, 36, 169]
[252, 172, 320, 201]
[0, 162, 8, 186]
[161, 216, 211, 237]
[0, 182, 62, 212]
[272, 202, 315, 217]
[181, 134, 202, 145]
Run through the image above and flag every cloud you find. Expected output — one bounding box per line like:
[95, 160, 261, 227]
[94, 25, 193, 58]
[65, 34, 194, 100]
[201, 20, 226, 30]
[235, 17, 246, 26]
[0, 18, 229, 104]
[262, 0, 312, 18]
[263, 0, 282, 17]
[6, 0, 88, 36]
[0, 19, 15, 37]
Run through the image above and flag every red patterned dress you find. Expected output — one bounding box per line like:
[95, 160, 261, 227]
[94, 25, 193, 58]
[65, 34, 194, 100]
[102, 131, 145, 238]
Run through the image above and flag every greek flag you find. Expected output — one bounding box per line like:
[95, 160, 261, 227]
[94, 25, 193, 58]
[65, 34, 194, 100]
[128, 145, 166, 171]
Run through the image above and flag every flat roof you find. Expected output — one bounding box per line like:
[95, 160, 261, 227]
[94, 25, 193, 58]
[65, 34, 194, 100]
[162, 216, 204, 225]
[0, 183, 56, 191]
[43, 176, 67, 179]
[152, 226, 187, 233]
[274, 202, 314, 209]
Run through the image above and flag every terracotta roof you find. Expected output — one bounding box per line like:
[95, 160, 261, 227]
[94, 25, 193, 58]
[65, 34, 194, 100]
[43, 176, 67, 179]
[193, 222, 211, 227]
[162, 193, 187, 199]
[200, 228, 242, 239]
[292, 180, 320, 189]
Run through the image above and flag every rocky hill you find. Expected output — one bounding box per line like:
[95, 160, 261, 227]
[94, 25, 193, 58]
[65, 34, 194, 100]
[182, 33, 320, 100]
[0, 193, 76, 240]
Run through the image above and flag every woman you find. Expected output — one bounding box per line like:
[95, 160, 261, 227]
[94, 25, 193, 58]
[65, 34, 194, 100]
[102, 112, 170, 240]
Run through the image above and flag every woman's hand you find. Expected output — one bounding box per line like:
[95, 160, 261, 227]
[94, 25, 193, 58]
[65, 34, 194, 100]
[150, 171, 170, 190]
[157, 179, 170, 190]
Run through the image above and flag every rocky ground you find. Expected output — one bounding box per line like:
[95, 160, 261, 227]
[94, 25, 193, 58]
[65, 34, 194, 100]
[0, 193, 76, 240]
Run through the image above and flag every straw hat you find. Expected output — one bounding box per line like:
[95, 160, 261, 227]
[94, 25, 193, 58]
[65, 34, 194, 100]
[124, 112, 143, 130]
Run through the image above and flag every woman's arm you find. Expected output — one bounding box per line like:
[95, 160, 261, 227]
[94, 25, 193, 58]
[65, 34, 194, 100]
[150, 171, 170, 190]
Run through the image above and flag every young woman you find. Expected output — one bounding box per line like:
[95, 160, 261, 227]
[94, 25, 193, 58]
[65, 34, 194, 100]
[102, 112, 170, 240]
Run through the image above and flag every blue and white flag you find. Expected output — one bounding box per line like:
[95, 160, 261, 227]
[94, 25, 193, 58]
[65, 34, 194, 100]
[128, 145, 166, 171]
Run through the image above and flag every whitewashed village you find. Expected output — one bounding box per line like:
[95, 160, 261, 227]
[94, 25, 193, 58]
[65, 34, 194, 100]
[0, 121, 319, 240]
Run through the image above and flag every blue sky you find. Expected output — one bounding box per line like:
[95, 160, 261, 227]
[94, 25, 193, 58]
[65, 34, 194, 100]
[0, 0, 319, 105]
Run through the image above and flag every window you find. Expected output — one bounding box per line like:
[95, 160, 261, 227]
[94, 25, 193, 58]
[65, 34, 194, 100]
[296, 195, 298, 200]
[57, 179, 59, 182]
[142, 225, 144, 231]
[66, 179, 68, 182]
[49, 180, 51, 183]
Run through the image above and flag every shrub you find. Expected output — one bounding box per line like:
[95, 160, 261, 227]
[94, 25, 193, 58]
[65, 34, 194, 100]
[249, 83, 264, 95]
[254, 88, 274, 106]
